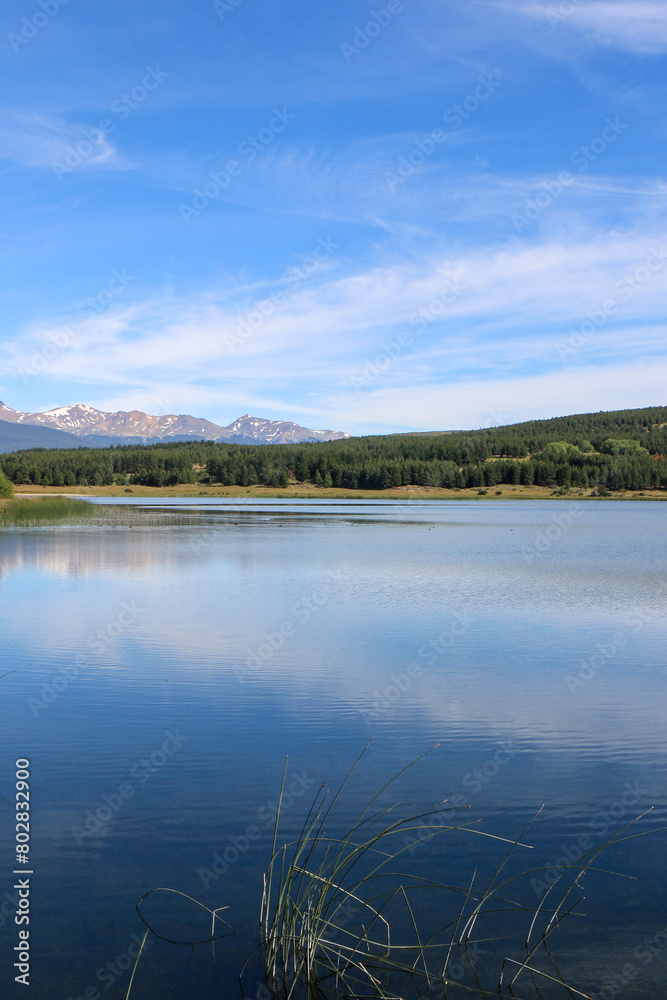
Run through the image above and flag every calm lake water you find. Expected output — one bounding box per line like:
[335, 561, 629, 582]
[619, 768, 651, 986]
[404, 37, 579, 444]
[1, 499, 666, 999]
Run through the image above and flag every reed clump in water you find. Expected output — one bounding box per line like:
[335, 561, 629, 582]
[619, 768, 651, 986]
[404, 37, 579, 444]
[127, 744, 657, 1000]
[250, 745, 589, 1000]
[0, 496, 95, 523]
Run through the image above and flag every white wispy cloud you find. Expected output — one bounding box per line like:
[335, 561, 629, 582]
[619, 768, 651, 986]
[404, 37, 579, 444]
[167, 127, 663, 244]
[324, 358, 667, 432]
[3, 223, 666, 429]
[503, 1, 667, 54]
[0, 108, 126, 172]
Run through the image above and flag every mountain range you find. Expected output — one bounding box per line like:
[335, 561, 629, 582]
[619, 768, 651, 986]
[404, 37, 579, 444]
[0, 402, 350, 453]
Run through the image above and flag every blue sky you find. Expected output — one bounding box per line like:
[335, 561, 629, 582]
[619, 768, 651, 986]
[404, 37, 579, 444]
[0, 0, 666, 434]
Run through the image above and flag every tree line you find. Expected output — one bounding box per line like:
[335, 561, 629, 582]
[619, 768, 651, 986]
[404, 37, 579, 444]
[1, 405, 665, 493]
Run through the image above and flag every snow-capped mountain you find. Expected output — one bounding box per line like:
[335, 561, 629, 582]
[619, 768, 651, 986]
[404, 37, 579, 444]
[225, 414, 349, 444]
[0, 402, 349, 445]
[13, 403, 225, 439]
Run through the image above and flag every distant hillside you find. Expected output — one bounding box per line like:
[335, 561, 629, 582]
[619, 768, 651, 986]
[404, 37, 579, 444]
[1, 405, 665, 493]
[0, 419, 198, 453]
[0, 419, 275, 453]
[391, 408, 667, 441]
[0, 419, 87, 452]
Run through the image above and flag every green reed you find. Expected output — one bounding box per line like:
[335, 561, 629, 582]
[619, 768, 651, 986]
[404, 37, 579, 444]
[127, 744, 658, 1000]
[0, 496, 95, 523]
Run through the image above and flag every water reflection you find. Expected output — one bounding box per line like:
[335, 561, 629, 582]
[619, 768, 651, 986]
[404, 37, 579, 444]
[0, 500, 666, 999]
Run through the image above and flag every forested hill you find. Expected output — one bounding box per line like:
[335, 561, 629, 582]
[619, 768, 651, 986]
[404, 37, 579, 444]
[1, 405, 666, 493]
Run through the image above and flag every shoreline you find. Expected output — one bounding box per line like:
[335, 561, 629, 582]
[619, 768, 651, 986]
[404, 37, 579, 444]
[9, 484, 667, 501]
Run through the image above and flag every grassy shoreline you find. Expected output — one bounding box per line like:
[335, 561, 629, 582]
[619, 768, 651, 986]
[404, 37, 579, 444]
[0, 495, 97, 523]
[9, 483, 667, 500]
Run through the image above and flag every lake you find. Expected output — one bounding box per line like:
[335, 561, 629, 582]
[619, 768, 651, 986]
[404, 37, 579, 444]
[1, 498, 666, 999]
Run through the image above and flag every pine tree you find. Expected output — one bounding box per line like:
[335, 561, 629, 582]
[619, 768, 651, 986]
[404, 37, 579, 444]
[0, 469, 13, 498]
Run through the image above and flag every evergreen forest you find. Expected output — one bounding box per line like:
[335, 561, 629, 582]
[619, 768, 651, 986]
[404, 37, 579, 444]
[1, 405, 666, 493]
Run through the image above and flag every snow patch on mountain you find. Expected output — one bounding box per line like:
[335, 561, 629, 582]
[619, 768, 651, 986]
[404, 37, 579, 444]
[0, 401, 349, 445]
